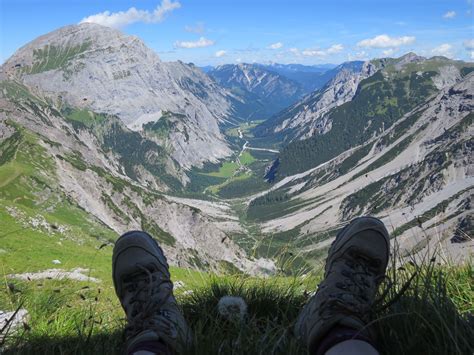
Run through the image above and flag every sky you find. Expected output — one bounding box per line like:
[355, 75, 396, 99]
[1, 0, 473, 66]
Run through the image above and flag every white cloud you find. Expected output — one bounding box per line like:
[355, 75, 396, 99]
[185, 22, 205, 34]
[300, 43, 344, 57]
[80, 0, 181, 29]
[463, 39, 474, 50]
[357, 34, 415, 48]
[215, 50, 226, 57]
[443, 11, 456, 19]
[302, 49, 326, 57]
[382, 48, 397, 57]
[289, 47, 300, 55]
[431, 43, 454, 58]
[348, 51, 369, 61]
[327, 44, 344, 54]
[174, 37, 215, 49]
[268, 42, 283, 49]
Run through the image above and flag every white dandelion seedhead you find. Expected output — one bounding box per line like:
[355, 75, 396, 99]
[217, 296, 247, 321]
[174, 281, 185, 289]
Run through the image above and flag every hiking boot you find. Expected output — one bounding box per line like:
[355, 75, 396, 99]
[294, 217, 390, 353]
[113, 231, 192, 354]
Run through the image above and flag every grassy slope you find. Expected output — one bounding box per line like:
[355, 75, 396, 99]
[0, 123, 115, 241]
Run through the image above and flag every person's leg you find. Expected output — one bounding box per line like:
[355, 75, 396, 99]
[325, 340, 379, 355]
[113, 230, 192, 355]
[294, 216, 389, 355]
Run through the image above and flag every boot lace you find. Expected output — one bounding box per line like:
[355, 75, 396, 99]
[123, 263, 177, 341]
[320, 248, 382, 321]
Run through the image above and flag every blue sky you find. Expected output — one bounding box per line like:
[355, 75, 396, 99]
[1, 0, 473, 65]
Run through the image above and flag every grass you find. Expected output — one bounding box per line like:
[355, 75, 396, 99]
[1, 253, 472, 354]
[225, 121, 264, 138]
[204, 161, 239, 178]
[196, 150, 270, 198]
[216, 174, 269, 199]
[62, 108, 107, 130]
[207, 172, 251, 194]
[239, 151, 255, 165]
[24, 42, 92, 75]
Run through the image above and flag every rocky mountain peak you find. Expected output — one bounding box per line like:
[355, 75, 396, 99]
[390, 52, 426, 70]
[4, 23, 154, 74]
[2, 23, 235, 168]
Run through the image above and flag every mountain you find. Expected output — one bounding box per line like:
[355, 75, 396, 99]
[258, 54, 473, 177]
[2, 23, 239, 169]
[1, 77, 280, 273]
[254, 60, 367, 142]
[265, 63, 336, 72]
[0, 24, 275, 274]
[246, 70, 473, 263]
[208, 63, 306, 119]
[259, 62, 344, 92]
[199, 65, 214, 73]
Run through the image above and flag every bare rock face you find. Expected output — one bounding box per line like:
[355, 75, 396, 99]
[2, 23, 233, 168]
[432, 65, 462, 90]
[0, 309, 29, 341]
[393, 52, 425, 69]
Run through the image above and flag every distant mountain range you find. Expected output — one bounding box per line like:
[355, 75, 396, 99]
[206, 62, 358, 119]
[208, 63, 305, 119]
[258, 62, 343, 92]
[203, 62, 339, 93]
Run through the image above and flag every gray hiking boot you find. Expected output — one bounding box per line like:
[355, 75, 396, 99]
[113, 231, 192, 354]
[295, 217, 390, 352]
